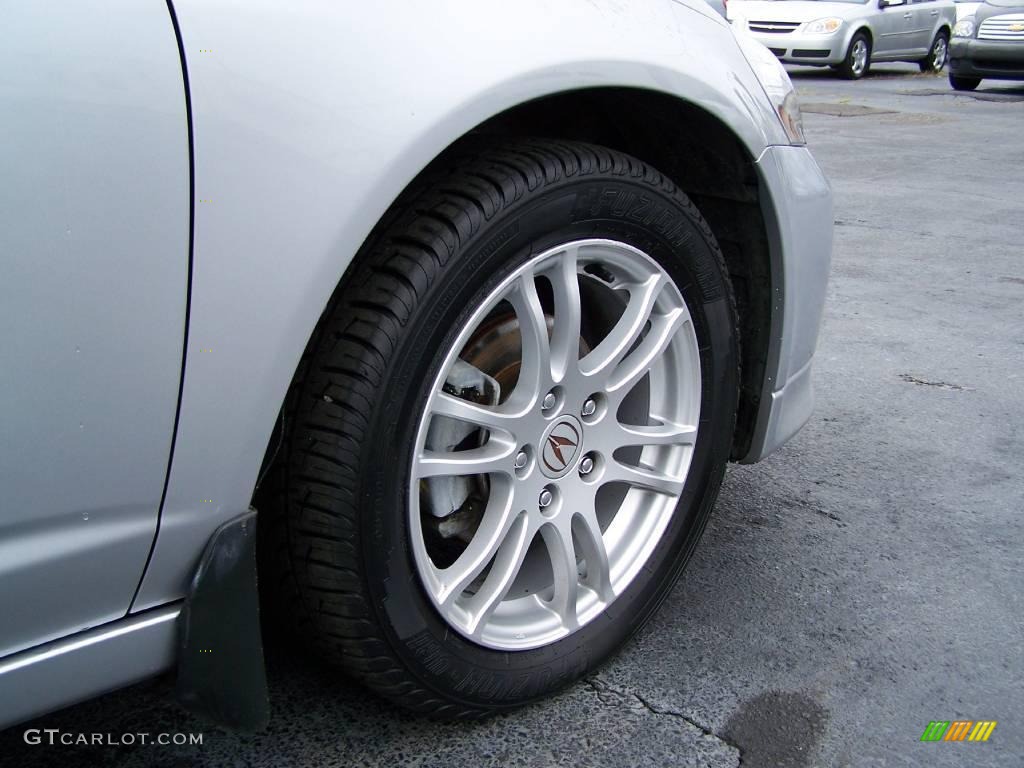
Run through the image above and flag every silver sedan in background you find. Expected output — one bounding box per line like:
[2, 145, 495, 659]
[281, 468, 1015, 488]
[730, 0, 956, 78]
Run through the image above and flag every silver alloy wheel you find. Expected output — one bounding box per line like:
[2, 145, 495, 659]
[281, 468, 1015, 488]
[931, 37, 948, 70]
[851, 39, 869, 77]
[409, 239, 702, 650]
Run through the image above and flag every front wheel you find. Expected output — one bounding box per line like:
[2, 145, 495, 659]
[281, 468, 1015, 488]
[919, 31, 949, 72]
[949, 74, 981, 91]
[839, 32, 872, 79]
[266, 139, 739, 717]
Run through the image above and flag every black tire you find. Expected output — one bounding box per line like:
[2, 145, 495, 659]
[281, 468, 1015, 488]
[919, 30, 949, 72]
[839, 32, 872, 80]
[261, 139, 739, 717]
[949, 74, 981, 91]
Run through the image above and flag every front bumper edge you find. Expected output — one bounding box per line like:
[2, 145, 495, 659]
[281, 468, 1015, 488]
[742, 144, 833, 463]
[950, 38, 1024, 79]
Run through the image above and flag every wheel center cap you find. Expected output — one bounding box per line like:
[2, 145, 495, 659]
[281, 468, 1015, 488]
[540, 416, 583, 479]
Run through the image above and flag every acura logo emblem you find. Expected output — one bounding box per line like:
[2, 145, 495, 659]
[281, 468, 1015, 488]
[541, 419, 582, 477]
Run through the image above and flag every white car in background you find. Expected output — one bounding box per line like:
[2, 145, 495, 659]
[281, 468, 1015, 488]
[730, 0, 956, 78]
[954, 0, 983, 20]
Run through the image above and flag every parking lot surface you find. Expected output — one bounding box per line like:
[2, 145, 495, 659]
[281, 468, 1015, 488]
[2, 64, 1022, 768]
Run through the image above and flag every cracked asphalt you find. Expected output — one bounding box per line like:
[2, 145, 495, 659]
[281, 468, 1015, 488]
[3, 64, 1022, 768]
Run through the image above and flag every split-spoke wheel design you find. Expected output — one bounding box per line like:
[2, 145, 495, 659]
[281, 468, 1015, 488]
[265, 139, 738, 717]
[920, 31, 949, 73]
[411, 239, 701, 649]
[839, 33, 872, 80]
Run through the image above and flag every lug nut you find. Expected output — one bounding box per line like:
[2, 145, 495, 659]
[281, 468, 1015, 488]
[541, 392, 557, 411]
[514, 450, 528, 469]
[579, 456, 595, 476]
[581, 398, 597, 417]
[538, 489, 553, 508]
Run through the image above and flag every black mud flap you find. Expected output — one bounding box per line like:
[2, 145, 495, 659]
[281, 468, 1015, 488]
[176, 508, 269, 730]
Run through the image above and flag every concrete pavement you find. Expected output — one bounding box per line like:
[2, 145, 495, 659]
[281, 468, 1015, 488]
[3, 64, 1022, 768]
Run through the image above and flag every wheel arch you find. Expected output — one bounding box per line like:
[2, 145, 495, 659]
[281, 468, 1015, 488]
[253, 86, 775, 499]
[133, 1, 784, 610]
[465, 88, 773, 460]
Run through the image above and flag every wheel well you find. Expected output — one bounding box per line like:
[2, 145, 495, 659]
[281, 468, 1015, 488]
[465, 88, 773, 459]
[258, 87, 775, 472]
[854, 27, 873, 49]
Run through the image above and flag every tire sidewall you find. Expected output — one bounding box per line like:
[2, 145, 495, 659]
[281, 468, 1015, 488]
[845, 33, 870, 79]
[929, 32, 948, 71]
[358, 175, 737, 709]
[949, 74, 980, 90]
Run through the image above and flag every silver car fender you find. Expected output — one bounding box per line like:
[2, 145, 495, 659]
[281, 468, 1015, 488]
[133, 0, 791, 609]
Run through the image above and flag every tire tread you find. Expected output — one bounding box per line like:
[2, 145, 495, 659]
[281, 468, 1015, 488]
[263, 138, 737, 718]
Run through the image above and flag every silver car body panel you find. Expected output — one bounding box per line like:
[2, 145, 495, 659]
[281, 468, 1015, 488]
[0, 0, 188, 658]
[731, 0, 955, 65]
[130, 0, 816, 611]
[0, 0, 832, 725]
[0, 606, 180, 728]
[745, 145, 832, 462]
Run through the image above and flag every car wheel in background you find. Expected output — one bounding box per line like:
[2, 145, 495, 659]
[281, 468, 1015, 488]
[919, 31, 949, 72]
[949, 74, 981, 90]
[261, 139, 739, 716]
[839, 32, 872, 80]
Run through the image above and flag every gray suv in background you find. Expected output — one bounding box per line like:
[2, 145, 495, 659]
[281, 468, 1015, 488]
[730, 0, 956, 78]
